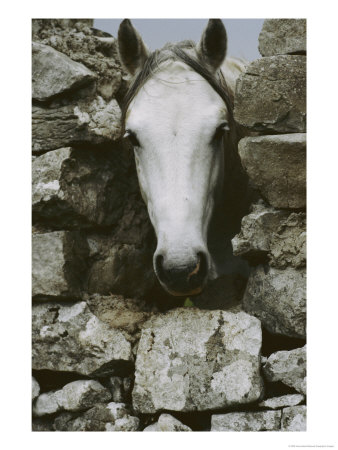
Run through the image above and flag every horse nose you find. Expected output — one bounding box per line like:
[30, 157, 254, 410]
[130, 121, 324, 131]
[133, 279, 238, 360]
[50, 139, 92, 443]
[154, 251, 209, 296]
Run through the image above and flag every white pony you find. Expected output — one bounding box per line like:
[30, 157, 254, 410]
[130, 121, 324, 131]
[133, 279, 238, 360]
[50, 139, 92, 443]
[118, 19, 249, 297]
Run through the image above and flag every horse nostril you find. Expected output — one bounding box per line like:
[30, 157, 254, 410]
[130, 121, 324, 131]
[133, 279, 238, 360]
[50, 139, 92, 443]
[155, 254, 167, 282]
[187, 251, 208, 284]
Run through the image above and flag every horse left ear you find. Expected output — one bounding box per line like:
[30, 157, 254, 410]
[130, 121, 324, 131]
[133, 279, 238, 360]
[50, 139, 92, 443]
[118, 19, 149, 76]
[197, 19, 227, 71]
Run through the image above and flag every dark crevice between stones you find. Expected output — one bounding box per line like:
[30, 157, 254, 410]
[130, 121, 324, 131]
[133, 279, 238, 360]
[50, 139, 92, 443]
[32, 369, 91, 393]
[261, 327, 306, 357]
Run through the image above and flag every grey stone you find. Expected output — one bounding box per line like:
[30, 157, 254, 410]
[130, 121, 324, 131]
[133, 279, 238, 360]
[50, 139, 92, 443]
[238, 134, 306, 209]
[281, 405, 306, 431]
[232, 205, 306, 268]
[132, 309, 263, 413]
[143, 414, 191, 431]
[234, 56, 306, 133]
[32, 19, 124, 101]
[53, 402, 138, 431]
[32, 376, 40, 401]
[32, 231, 88, 300]
[242, 265, 306, 339]
[232, 203, 288, 261]
[32, 417, 54, 431]
[32, 42, 96, 101]
[32, 146, 131, 229]
[259, 19, 306, 56]
[211, 410, 281, 431]
[259, 394, 304, 409]
[33, 380, 111, 417]
[32, 301, 133, 377]
[32, 96, 122, 153]
[263, 346, 306, 395]
[269, 212, 306, 269]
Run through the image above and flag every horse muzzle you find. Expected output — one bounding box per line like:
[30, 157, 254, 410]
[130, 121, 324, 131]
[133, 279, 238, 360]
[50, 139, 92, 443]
[154, 250, 209, 296]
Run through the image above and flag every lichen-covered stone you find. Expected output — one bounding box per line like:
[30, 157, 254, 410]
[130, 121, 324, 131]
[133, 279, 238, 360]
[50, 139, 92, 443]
[32, 19, 125, 101]
[33, 380, 112, 416]
[263, 346, 306, 395]
[234, 56, 306, 133]
[242, 266, 306, 338]
[32, 377, 40, 401]
[32, 301, 133, 377]
[143, 414, 192, 431]
[238, 134, 306, 209]
[258, 394, 304, 410]
[32, 231, 88, 300]
[259, 19, 306, 56]
[32, 42, 96, 101]
[53, 402, 139, 431]
[32, 96, 122, 153]
[211, 410, 281, 431]
[232, 205, 306, 268]
[232, 203, 288, 262]
[132, 309, 263, 413]
[281, 405, 306, 431]
[32, 146, 132, 229]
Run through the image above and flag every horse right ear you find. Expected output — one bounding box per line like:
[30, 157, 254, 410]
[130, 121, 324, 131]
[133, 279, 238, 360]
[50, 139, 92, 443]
[118, 19, 149, 76]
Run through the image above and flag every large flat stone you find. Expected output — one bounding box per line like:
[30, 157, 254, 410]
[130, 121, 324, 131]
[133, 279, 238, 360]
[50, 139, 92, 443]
[32, 96, 122, 153]
[32, 146, 131, 228]
[263, 346, 306, 395]
[234, 56, 306, 133]
[259, 19, 306, 56]
[132, 309, 263, 413]
[32, 231, 88, 300]
[238, 134, 306, 209]
[32, 42, 96, 101]
[32, 301, 133, 377]
[211, 410, 281, 431]
[242, 265, 306, 338]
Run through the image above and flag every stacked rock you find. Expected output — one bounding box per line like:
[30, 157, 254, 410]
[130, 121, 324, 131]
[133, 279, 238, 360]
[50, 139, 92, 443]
[32, 19, 306, 432]
[226, 18, 307, 431]
[31, 19, 157, 431]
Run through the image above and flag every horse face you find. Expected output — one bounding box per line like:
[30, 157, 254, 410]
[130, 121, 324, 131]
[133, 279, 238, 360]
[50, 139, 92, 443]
[118, 20, 228, 296]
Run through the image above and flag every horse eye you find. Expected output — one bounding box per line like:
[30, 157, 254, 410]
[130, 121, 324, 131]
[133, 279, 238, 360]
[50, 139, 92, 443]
[124, 130, 140, 148]
[213, 122, 230, 141]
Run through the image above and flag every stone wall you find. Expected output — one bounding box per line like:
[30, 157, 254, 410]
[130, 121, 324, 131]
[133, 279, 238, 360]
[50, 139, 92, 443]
[32, 19, 306, 431]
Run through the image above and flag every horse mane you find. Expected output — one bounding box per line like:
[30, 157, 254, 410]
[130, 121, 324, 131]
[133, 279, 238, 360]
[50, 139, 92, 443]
[121, 40, 250, 238]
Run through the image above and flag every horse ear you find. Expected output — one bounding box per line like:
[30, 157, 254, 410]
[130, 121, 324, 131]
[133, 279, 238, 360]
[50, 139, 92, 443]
[118, 19, 149, 76]
[197, 19, 227, 71]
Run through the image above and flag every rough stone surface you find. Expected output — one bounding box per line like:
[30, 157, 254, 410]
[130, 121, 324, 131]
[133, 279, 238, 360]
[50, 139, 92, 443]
[143, 414, 192, 431]
[242, 265, 306, 338]
[281, 405, 306, 431]
[32, 301, 133, 377]
[232, 202, 288, 262]
[238, 134, 306, 209]
[32, 19, 125, 101]
[32, 96, 122, 153]
[33, 380, 111, 416]
[269, 212, 306, 269]
[32, 42, 96, 101]
[211, 410, 281, 431]
[32, 417, 54, 431]
[53, 402, 139, 431]
[234, 56, 306, 133]
[232, 204, 306, 268]
[32, 146, 132, 229]
[32, 377, 40, 401]
[132, 309, 263, 413]
[259, 19, 306, 57]
[263, 346, 306, 395]
[259, 394, 304, 410]
[32, 231, 88, 299]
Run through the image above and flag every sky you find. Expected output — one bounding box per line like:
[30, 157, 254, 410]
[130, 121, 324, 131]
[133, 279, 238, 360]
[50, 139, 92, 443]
[94, 19, 265, 62]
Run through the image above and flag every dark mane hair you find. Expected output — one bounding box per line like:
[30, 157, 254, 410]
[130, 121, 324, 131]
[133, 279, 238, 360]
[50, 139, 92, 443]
[121, 41, 250, 238]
